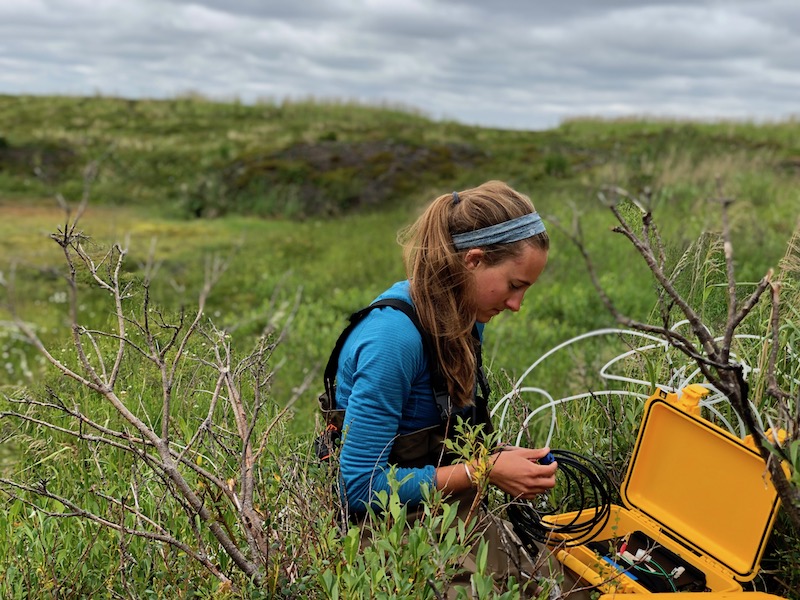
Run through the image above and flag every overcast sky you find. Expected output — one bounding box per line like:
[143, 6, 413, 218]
[1, 0, 799, 130]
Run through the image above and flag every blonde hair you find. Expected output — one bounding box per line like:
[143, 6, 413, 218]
[400, 180, 549, 406]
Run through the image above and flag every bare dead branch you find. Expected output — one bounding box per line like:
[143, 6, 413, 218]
[579, 184, 800, 530]
[549, 209, 716, 374]
[0, 206, 312, 586]
[766, 282, 793, 406]
[608, 203, 720, 361]
[72, 240, 130, 387]
[725, 271, 773, 339]
[254, 366, 317, 462]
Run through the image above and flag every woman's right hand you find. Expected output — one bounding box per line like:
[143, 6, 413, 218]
[485, 446, 557, 499]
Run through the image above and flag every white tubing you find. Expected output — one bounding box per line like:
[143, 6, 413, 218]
[510, 389, 650, 447]
[494, 325, 790, 444]
[494, 328, 668, 430]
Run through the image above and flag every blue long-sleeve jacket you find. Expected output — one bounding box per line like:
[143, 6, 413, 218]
[335, 280, 481, 512]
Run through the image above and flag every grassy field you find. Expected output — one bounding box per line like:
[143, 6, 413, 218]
[1, 95, 799, 598]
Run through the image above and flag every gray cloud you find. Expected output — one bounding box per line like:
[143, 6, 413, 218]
[0, 0, 798, 129]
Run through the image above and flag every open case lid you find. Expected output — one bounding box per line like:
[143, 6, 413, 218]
[620, 386, 782, 581]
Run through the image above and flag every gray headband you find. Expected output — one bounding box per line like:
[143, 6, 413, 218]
[451, 212, 546, 250]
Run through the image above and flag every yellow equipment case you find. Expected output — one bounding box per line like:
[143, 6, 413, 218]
[546, 384, 787, 599]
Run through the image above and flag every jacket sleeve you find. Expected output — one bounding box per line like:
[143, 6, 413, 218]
[337, 307, 436, 512]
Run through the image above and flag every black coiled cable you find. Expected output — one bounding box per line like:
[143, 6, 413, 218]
[507, 449, 616, 552]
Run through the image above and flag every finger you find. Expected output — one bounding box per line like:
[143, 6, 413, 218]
[509, 447, 549, 460]
[524, 480, 556, 497]
[520, 447, 553, 462]
[537, 461, 559, 475]
[531, 446, 552, 460]
[520, 460, 558, 478]
[526, 473, 557, 492]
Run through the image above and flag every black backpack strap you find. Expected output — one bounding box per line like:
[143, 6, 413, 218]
[323, 299, 453, 420]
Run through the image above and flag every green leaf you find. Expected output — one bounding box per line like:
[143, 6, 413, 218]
[344, 527, 360, 564]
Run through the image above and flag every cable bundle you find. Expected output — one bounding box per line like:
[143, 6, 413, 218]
[507, 449, 615, 551]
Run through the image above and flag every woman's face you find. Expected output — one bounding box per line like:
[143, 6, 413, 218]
[465, 244, 548, 323]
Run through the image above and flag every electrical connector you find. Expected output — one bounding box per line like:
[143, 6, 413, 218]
[619, 533, 630, 555]
[671, 566, 685, 579]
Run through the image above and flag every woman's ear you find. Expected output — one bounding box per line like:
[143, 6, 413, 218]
[464, 248, 484, 271]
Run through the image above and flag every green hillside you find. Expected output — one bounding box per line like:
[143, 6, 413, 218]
[2, 94, 798, 223]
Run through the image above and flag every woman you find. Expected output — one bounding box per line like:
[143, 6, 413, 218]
[333, 180, 557, 515]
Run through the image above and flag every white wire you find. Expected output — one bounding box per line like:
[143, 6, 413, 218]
[495, 323, 799, 445]
[598, 342, 670, 388]
[512, 328, 667, 387]
[700, 401, 743, 437]
[493, 386, 557, 447]
[765, 412, 780, 441]
[493, 328, 668, 430]
[750, 400, 767, 433]
[512, 390, 650, 447]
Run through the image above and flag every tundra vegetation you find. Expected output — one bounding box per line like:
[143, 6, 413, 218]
[1, 94, 799, 598]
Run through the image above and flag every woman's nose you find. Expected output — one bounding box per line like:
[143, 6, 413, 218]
[505, 294, 523, 312]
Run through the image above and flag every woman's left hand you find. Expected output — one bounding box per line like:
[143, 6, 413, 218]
[484, 446, 557, 499]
